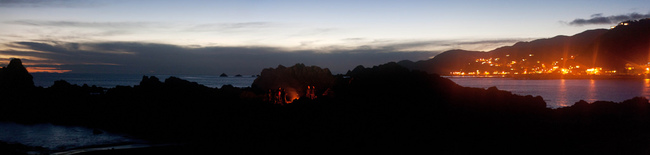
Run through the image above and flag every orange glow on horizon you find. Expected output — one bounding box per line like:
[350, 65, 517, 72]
[26, 67, 71, 73]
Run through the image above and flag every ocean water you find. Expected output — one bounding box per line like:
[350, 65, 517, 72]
[31, 73, 650, 108]
[31, 73, 256, 88]
[448, 77, 650, 108]
[0, 122, 142, 151]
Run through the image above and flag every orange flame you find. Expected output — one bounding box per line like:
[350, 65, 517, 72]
[284, 87, 300, 103]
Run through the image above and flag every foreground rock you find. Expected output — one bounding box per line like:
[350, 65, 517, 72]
[252, 63, 335, 103]
[2, 60, 650, 154]
[0, 59, 34, 91]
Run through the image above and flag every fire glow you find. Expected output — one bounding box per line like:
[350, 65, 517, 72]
[284, 87, 300, 103]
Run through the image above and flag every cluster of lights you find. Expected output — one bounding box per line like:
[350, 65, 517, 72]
[474, 58, 501, 67]
[611, 22, 630, 29]
[449, 54, 627, 76]
[623, 62, 650, 75]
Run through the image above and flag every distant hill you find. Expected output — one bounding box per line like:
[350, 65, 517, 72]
[399, 18, 650, 75]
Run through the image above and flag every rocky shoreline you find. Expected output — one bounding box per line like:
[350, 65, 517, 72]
[2, 59, 650, 154]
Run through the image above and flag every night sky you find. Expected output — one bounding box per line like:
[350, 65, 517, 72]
[1, 0, 649, 74]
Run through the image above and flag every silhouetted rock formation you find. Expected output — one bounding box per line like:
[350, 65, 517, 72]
[219, 73, 228, 77]
[0, 59, 34, 91]
[4, 62, 650, 154]
[342, 62, 547, 115]
[47, 80, 104, 96]
[140, 76, 163, 87]
[252, 63, 335, 102]
[130, 76, 216, 99]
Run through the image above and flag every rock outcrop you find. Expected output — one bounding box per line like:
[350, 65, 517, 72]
[0, 59, 35, 91]
[252, 63, 335, 101]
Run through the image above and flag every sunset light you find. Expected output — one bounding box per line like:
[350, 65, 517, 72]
[26, 67, 71, 73]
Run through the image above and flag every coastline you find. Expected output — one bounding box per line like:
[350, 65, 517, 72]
[30, 73, 257, 88]
[4, 61, 650, 153]
[445, 74, 650, 79]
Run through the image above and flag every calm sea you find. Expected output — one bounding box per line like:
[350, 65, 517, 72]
[31, 73, 256, 88]
[0, 122, 142, 152]
[31, 74, 650, 108]
[447, 77, 650, 108]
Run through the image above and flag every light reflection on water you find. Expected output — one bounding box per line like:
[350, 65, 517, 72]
[0, 122, 141, 151]
[556, 79, 568, 107]
[586, 79, 597, 103]
[448, 77, 650, 108]
[643, 79, 650, 96]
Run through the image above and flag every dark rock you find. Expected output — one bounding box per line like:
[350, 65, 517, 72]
[252, 63, 335, 101]
[140, 76, 163, 87]
[93, 129, 104, 135]
[0, 59, 35, 92]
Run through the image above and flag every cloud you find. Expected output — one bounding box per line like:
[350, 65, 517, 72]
[217, 22, 272, 30]
[0, 37, 526, 74]
[1, 41, 437, 75]
[299, 40, 320, 47]
[4, 20, 156, 29]
[186, 22, 274, 32]
[290, 28, 338, 37]
[3, 20, 280, 41]
[340, 39, 523, 52]
[2, 20, 170, 42]
[567, 12, 650, 26]
[0, 0, 100, 7]
[342, 38, 365, 41]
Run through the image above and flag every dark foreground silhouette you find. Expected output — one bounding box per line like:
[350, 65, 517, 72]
[2, 59, 650, 154]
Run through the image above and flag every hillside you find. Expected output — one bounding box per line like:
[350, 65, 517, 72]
[400, 18, 650, 75]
